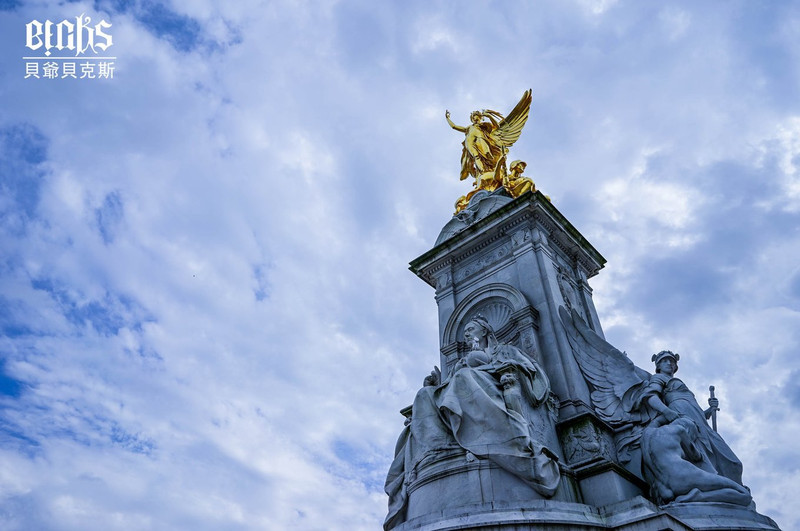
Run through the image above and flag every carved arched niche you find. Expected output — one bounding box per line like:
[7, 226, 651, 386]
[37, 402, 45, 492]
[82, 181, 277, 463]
[440, 283, 541, 379]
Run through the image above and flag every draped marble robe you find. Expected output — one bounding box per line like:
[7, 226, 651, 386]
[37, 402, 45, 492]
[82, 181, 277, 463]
[384, 343, 559, 530]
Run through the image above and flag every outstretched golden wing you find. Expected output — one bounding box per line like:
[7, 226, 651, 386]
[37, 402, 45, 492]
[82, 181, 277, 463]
[490, 89, 533, 148]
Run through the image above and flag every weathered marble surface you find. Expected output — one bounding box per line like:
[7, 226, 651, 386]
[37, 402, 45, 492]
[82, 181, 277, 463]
[434, 189, 513, 246]
[390, 192, 780, 530]
[641, 417, 751, 506]
[385, 317, 559, 530]
[560, 307, 751, 507]
[392, 495, 780, 531]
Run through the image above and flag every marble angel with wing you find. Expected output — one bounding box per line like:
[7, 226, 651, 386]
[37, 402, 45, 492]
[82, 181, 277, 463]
[559, 306, 752, 506]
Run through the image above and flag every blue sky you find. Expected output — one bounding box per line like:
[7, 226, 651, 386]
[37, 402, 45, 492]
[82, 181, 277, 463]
[1, 1, 799, 529]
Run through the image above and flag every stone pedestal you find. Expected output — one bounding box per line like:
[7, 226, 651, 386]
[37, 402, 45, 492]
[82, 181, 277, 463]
[410, 191, 640, 511]
[389, 190, 780, 531]
[405, 449, 579, 523]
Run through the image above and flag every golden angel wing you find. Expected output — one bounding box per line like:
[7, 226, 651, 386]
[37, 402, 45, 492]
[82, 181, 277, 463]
[490, 89, 533, 148]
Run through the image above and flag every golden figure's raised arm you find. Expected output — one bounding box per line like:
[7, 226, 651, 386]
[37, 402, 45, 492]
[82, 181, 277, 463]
[445, 110, 467, 133]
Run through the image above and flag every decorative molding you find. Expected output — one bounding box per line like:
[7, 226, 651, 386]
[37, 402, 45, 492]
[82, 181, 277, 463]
[531, 210, 601, 276]
[511, 227, 532, 248]
[454, 242, 512, 284]
[410, 196, 606, 289]
[414, 210, 532, 282]
[442, 283, 530, 345]
[435, 270, 453, 291]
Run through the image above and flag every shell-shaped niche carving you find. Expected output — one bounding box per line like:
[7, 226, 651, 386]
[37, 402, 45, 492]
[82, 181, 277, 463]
[464, 301, 513, 335]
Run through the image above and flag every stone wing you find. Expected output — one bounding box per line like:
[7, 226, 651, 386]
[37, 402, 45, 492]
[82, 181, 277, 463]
[490, 89, 532, 148]
[559, 306, 648, 426]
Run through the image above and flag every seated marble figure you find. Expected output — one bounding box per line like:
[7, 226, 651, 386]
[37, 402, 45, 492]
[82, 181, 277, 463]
[384, 316, 560, 530]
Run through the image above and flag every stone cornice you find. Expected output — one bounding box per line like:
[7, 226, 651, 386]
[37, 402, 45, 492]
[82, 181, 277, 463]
[410, 191, 606, 288]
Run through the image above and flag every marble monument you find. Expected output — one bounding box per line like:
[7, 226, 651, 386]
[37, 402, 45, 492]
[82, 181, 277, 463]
[384, 91, 780, 531]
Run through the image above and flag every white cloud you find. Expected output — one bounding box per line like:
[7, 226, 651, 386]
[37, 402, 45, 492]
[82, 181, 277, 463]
[659, 7, 691, 41]
[576, 0, 619, 16]
[411, 17, 458, 54]
[773, 117, 800, 210]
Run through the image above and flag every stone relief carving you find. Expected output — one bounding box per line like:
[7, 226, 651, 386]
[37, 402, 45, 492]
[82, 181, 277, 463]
[434, 191, 514, 246]
[435, 271, 453, 290]
[557, 268, 581, 312]
[455, 242, 512, 283]
[454, 206, 477, 225]
[511, 227, 531, 248]
[562, 420, 611, 465]
[520, 328, 536, 354]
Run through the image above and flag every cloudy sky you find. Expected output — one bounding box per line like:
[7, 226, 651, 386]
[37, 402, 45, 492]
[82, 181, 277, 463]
[1, 1, 799, 529]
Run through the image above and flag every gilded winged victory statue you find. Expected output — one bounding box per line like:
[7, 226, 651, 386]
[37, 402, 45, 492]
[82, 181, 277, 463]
[447, 90, 537, 213]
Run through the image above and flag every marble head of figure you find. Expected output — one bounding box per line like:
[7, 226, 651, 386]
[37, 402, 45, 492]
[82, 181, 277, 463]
[651, 350, 680, 374]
